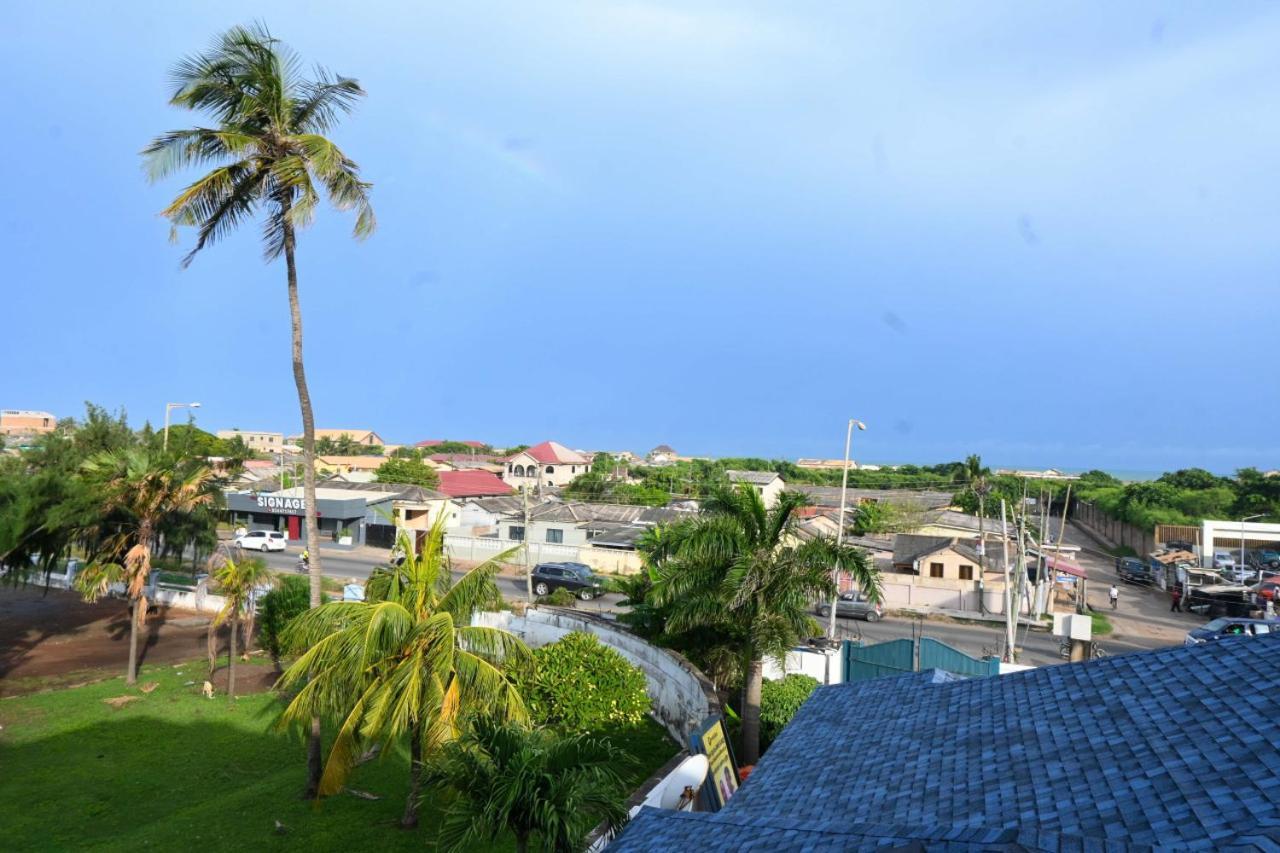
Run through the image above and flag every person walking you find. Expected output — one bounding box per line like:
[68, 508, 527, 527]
[1170, 585, 1182, 613]
[1109, 584, 1119, 610]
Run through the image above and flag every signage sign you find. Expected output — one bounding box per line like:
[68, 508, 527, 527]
[690, 716, 738, 811]
[255, 494, 306, 514]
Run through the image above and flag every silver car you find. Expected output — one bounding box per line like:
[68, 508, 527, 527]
[818, 591, 884, 622]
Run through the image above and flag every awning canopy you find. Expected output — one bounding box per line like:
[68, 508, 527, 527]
[1044, 554, 1088, 579]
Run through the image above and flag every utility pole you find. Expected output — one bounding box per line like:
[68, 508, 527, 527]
[523, 485, 533, 603]
[1001, 499, 1014, 662]
[827, 418, 865, 641]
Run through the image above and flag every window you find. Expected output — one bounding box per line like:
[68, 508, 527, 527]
[546, 465, 555, 475]
[509, 525, 525, 541]
[513, 465, 524, 477]
[929, 562, 944, 578]
[959, 564, 973, 580]
[546, 528, 564, 544]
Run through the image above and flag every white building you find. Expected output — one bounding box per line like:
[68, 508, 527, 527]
[502, 441, 590, 490]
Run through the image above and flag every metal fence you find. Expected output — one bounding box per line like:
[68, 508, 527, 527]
[842, 636, 997, 683]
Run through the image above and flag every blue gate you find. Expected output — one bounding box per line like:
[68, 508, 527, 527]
[842, 638, 915, 682]
[842, 637, 998, 682]
[919, 637, 999, 678]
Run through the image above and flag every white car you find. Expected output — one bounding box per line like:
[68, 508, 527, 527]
[235, 530, 288, 552]
[1212, 552, 1237, 570]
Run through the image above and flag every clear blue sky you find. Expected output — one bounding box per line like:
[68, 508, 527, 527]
[3, 2, 1278, 473]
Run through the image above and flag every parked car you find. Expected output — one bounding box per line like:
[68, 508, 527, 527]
[234, 530, 288, 552]
[1116, 557, 1153, 584]
[1249, 550, 1280, 570]
[817, 591, 884, 622]
[1212, 551, 1237, 570]
[1220, 564, 1258, 584]
[1185, 617, 1280, 645]
[1251, 581, 1280, 602]
[530, 562, 603, 601]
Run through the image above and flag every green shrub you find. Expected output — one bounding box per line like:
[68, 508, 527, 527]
[515, 632, 650, 731]
[258, 575, 323, 661]
[538, 587, 578, 607]
[760, 674, 819, 750]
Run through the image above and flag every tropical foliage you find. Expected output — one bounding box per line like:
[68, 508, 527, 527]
[274, 522, 528, 826]
[374, 456, 441, 488]
[648, 484, 880, 764]
[73, 448, 218, 683]
[513, 632, 650, 732]
[421, 716, 631, 853]
[206, 555, 276, 697]
[258, 575, 322, 666]
[759, 674, 819, 751]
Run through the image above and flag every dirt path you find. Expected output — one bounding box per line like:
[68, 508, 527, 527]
[0, 586, 228, 696]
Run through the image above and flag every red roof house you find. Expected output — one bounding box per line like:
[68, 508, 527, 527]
[512, 440, 589, 465]
[437, 470, 514, 499]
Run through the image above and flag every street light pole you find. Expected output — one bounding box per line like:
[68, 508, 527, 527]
[1241, 514, 1263, 579]
[827, 418, 866, 641]
[162, 401, 202, 452]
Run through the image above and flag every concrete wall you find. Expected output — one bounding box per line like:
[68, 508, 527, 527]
[472, 608, 718, 748]
[762, 647, 843, 684]
[445, 534, 645, 574]
[881, 575, 1007, 613]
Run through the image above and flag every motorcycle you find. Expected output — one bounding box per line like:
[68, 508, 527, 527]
[296, 554, 309, 574]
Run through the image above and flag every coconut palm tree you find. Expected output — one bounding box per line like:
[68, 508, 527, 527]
[142, 22, 374, 611]
[421, 716, 631, 853]
[143, 23, 375, 795]
[650, 485, 881, 765]
[275, 519, 528, 826]
[73, 449, 217, 683]
[206, 555, 276, 698]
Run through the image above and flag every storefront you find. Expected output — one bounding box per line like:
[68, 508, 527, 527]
[226, 487, 397, 546]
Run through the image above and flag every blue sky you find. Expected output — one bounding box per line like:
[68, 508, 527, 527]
[3, 2, 1279, 473]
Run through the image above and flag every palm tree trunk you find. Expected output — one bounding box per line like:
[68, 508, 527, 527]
[282, 201, 325, 800]
[228, 610, 238, 698]
[741, 657, 764, 765]
[401, 726, 423, 828]
[127, 596, 141, 684]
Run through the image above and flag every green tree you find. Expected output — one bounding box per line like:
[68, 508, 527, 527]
[74, 449, 217, 683]
[145, 26, 375, 795]
[759, 674, 819, 751]
[258, 575, 319, 669]
[143, 22, 375, 630]
[207, 555, 276, 698]
[374, 457, 441, 488]
[421, 716, 630, 853]
[650, 485, 881, 764]
[513, 632, 650, 731]
[275, 522, 528, 827]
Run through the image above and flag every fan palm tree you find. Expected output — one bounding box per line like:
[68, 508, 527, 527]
[73, 449, 217, 683]
[206, 555, 276, 698]
[421, 716, 631, 853]
[142, 23, 374, 612]
[275, 519, 529, 826]
[959, 454, 993, 581]
[650, 485, 881, 765]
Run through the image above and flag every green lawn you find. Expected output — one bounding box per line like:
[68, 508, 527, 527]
[0, 659, 676, 852]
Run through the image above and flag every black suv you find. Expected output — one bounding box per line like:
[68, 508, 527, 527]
[531, 562, 603, 601]
[1116, 557, 1153, 585]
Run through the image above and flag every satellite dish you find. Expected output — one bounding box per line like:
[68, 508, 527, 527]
[658, 754, 710, 809]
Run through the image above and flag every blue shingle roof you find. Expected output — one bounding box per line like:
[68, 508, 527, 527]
[610, 635, 1280, 851]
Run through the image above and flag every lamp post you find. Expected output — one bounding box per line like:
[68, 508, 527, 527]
[162, 401, 201, 452]
[1240, 514, 1263, 580]
[826, 418, 866, 641]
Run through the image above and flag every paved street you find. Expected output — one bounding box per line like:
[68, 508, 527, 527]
[236, 516, 1198, 669]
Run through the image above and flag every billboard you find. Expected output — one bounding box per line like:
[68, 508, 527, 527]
[690, 716, 738, 810]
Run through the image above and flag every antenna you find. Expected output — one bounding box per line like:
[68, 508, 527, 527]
[657, 754, 710, 810]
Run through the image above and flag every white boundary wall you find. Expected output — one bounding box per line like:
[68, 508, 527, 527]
[472, 608, 717, 748]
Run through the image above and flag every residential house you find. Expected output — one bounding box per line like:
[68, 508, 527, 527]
[0, 409, 55, 436]
[791, 484, 953, 511]
[647, 444, 678, 465]
[794, 458, 852, 471]
[995, 467, 1080, 481]
[427, 452, 504, 473]
[215, 429, 284, 453]
[454, 496, 524, 537]
[611, 637, 1280, 851]
[883, 534, 1004, 612]
[290, 428, 385, 447]
[316, 455, 387, 475]
[437, 470, 513, 500]
[726, 470, 785, 508]
[502, 440, 589, 489]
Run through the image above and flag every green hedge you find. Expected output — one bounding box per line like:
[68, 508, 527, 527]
[514, 632, 650, 731]
[760, 674, 820, 750]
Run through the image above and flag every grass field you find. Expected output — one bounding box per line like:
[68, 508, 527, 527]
[0, 658, 676, 852]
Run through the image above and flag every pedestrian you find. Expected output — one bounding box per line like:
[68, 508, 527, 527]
[1109, 584, 1119, 610]
[1170, 585, 1182, 613]
[1267, 598, 1275, 620]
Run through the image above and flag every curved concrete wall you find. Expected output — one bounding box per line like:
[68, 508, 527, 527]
[472, 607, 719, 748]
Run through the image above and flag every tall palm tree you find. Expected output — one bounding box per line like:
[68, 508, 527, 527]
[143, 23, 374, 795]
[142, 22, 374, 612]
[275, 519, 529, 826]
[651, 485, 881, 765]
[959, 454, 993, 596]
[73, 449, 217, 683]
[207, 555, 276, 698]
[421, 716, 631, 853]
